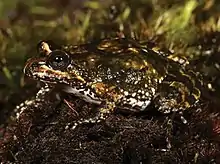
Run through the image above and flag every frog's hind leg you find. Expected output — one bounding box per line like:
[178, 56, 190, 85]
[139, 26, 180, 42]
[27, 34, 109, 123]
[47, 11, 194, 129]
[153, 80, 199, 115]
[153, 80, 200, 149]
[65, 101, 115, 130]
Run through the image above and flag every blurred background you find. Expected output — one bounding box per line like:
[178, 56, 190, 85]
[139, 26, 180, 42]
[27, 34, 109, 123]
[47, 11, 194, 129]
[0, 0, 220, 129]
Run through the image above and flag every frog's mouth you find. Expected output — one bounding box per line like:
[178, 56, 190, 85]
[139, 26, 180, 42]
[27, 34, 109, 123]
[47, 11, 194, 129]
[24, 58, 85, 85]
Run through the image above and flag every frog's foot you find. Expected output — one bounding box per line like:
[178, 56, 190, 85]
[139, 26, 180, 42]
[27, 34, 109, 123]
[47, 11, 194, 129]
[65, 112, 107, 130]
[154, 96, 179, 114]
[164, 118, 173, 151]
[155, 77, 201, 115]
[153, 88, 192, 125]
[13, 85, 52, 120]
[154, 117, 174, 152]
[65, 101, 115, 130]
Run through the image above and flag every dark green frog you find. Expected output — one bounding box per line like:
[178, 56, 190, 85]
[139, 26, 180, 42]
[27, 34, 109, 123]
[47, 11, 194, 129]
[24, 38, 202, 117]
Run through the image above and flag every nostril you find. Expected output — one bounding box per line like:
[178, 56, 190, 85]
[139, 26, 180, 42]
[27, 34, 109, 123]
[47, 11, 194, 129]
[23, 58, 46, 76]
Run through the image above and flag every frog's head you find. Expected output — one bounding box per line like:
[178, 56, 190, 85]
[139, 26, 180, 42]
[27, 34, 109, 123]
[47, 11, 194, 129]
[24, 41, 86, 86]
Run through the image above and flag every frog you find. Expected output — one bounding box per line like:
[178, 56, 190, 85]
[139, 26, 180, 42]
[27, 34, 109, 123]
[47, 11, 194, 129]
[23, 38, 202, 125]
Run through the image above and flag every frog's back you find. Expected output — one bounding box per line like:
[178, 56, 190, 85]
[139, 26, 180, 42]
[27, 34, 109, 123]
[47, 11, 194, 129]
[24, 37, 202, 113]
[62, 38, 178, 111]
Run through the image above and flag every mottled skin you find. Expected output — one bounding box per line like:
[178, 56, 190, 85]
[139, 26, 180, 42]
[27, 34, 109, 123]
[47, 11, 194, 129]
[24, 38, 202, 116]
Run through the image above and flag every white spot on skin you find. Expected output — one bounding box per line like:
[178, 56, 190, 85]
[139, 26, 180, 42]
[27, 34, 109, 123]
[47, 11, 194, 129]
[127, 97, 137, 106]
[142, 49, 148, 53]
[158, 77, 164, 83]
[140, 100, 151, 111]
[145, 92, 149, 97]
[134, 80, 138, 85]
[132, 92, 136, 97]
[208, 83, 212, 89]
[38, 61, 46, 65]
[151, 88, 156, 94]
[181, 116, 187, 124]
[207, 83, 215, 91]
[215, 63, 220, 69]
[126, 97, 151, 109]
[124, 91, 129, 96]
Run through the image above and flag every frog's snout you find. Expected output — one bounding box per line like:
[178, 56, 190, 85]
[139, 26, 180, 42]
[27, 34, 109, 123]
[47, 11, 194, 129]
[23, 58, 46, 77]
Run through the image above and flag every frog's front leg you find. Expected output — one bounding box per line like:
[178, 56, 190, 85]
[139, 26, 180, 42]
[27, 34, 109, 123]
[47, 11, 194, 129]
[66, 101, 115, 130]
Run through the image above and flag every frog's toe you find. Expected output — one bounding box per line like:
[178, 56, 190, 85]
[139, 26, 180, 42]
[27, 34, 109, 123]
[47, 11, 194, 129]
[65, 111, 108, 130]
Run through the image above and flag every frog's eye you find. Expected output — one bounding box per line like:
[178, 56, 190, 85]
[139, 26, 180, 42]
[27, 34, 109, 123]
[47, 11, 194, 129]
[47, 50, 70, 70]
